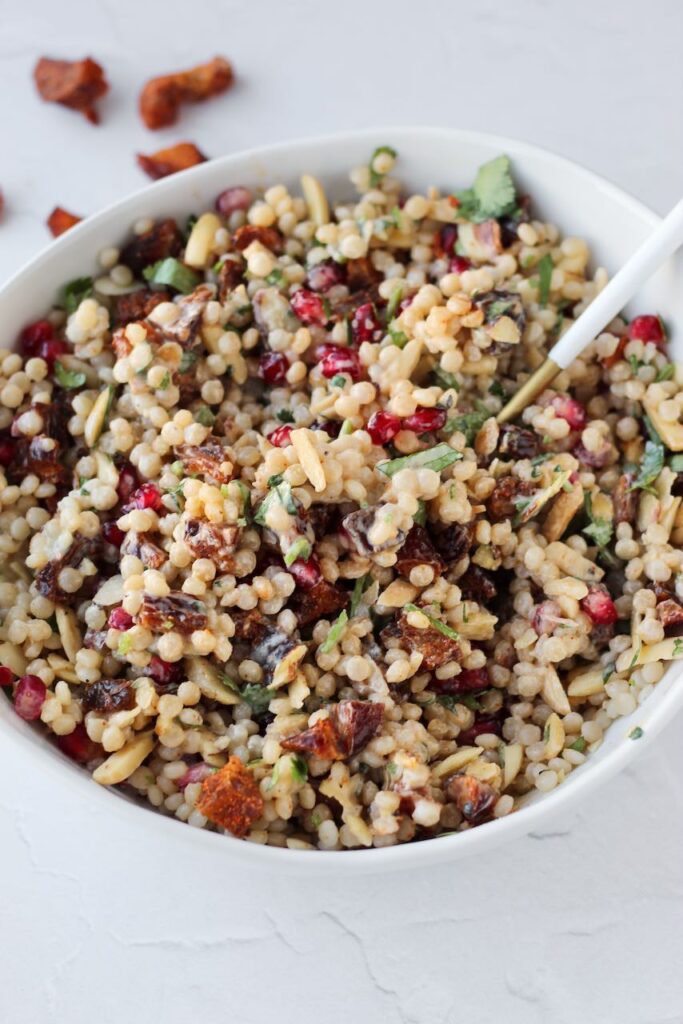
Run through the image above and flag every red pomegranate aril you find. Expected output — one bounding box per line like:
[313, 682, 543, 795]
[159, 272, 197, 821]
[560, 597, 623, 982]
[288, 554, 323, 590]
[291, 288, 327, 326]
[319, 346, 362, 382]
[116, 462, 139, 504]
[215, 186, 252, 217]
[41, 337, 69, 368]
[402, 406, 447, 433]
[0, 666, 14, 687]
[108, 607, 134, 631]
[306, 260, 345, 293]
[144, 655, 183, 688]
[20, 319, 54, 356]
[550, 394, 586, 431]
[434, 667, 490, 694]
[351, 302, 382, 344]
[125, 482, 163, 512]
[458, 719, 502, 745]
[0, 437, 14, 467]
[267, 424, 293, 447]
[57, 723, 101, 763]
[367, 410, 401, 446]
[581, 586, 618, 626]
[628, 314, 666, 348]
[102, 520, 125, 547]
[259, 351, 289, 385]
[14, 675, 47, 720]
[178, 761, 215, 789]
[439, 224, 458, 256]
[448, 255, 471, 274]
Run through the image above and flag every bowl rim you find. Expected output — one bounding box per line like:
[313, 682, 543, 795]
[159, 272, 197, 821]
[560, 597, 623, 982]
[1, 124, 677, 874]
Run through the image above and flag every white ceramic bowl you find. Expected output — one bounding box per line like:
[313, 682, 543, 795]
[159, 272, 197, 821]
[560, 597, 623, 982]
[2, 127, 682, 874]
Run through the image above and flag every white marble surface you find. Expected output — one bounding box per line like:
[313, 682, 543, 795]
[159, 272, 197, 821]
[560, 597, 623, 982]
[2, 1, 683, 1020]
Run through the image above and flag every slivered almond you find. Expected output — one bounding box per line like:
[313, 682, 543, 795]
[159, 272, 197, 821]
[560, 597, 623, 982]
[185, 656, 239, 705]
[300, 174, 330, 227]
[94, 574, 124, 607]
[541, 667, 571, 715]
[432, 746, 483, 778]
[93, 731, 155, 786]
[544, 713, 565, 758]
[502, 743, 523, 789]
[465, 759, 502, 785]
[184, 212, 222, 268]
[378, 579, 418, 608]
[542, 483, 584, 542]
[0, 642, 27, 675]
[290, 428, 326, 493]
[545, 541, 604, 582]
[84, 385, 114, 447]
[269, 643, 308, 689]
[55, 607, 81, 663]
[567, 668, 606, 698]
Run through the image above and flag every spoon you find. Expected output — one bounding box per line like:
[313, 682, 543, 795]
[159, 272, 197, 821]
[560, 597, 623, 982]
[496, 197, 683, 424]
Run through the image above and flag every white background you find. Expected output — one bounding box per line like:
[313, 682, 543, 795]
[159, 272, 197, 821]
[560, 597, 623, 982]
[1, 1, 683, 1021]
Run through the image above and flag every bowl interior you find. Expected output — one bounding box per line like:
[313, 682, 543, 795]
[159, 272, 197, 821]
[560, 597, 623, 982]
[2, 126, 682, 871]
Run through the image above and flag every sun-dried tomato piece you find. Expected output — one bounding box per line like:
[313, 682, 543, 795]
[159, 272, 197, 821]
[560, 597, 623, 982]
[613, 472, 638, 525]
[151, 283, 213, 348]
[458, 565, 498, 604]
[281, 716, 345, 760]
[498, 424, 540, 460]
[34, 534, 100, 605]
[232, 224, 284, 254]
[656, 599, 683, 632]
[121, 531, 167, 569]
[330, 700, 384, 757]
[137, 593, 207, 634]
[488, 477, 534, 522]
[230, 610, 302, 676]
[195, 755, 263, 836]
[290, 579, 349, 628]
[137, 142, 208, 181]
[395, 525, 446, 579]
[306, 503, 341, 540]
[139, 56, 233, 130]
[11, 435, 67, 485]
[433, 522, 474, 564]
[174, 438, 231, 483]
[34, 56, 108, 124]
[380, 614, 460, 670]
[112, 288, 171, 326]
[119, 218, 184, 275]
[83, 679, 135, 713]
[345, 256, 382, 292]
[47, 206, 82, 237]
[445, 773, 497, 823]
[216, 256, 245, 300]
[183, 519, 240, 572]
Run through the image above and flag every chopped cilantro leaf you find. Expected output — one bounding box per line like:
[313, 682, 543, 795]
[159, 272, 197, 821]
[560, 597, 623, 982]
[143, 258, 200, 295]
[178, 349, 198, 373]
[289, 754, 308, 783]
[629, 726, 644, 741]
[276, 409, 295, 424]
[388, 324, 409, 348]
[537, 253, 553, 307]
[655, 363, 675, 383]
[583, 491, 614, 550]
[195, 406, 216, 427]
[432, 365, 460, 391]
[54, 361, 86, 389]
[454, 155, 517, 222]
[60, 276, 93, 314]
[369, 145, 398, 187]
[320, 610, 348, 653]
[569, 737, 587, 753]
[444, 404, 491, 444]
[330, 374, 347, 387]
[377, 443, 462, 477]
[404, 603, 459, 642]
[386, 284, 404, 321]
[350, 574, 370, 617]
[284, 537, 312, 566]
[629, 439, 665, 495]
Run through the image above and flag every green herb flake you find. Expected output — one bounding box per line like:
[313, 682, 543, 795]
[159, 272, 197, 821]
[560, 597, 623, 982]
[276, 409, 295, 424]
[369, 145, 398, 187]
[629, 439, 665, 495]
[289, 754, 308, 783]
[488, 379, 506, 400]
[386, 284, 404, 321]
[61, 276, 93, 314]
[655, 363, 675, 383]
[266, 268, 284, 286]
[117, 633, 133, 656]
[444, 404, 491, 445]
[320, 610, 349, 653]
[284, 537, 312, 567]
[377, 443, 462, 477]
[195, 406, 216, 428]
[413, 500, 427, 526]
[628, 643, 642, 671]
[583, 491, 614, 550]
[385, 761, 399, 777]
[254, 480, 297, 526]
[330, 374, 347, 387]
[432, 365, 460, 391]
[158, 372, 171, 391]
[54, 360, 86, 390]
[350, 574, 370, 617]
[602, 662, 616, 684]
[404, 603, 459, 642]
[388, 324, 409, 348]
[178, 349, 198, 373]
[629, 726, 644, 741]
[454, 154, 517, 222]
[143, 258, 201, 295]
[569, 737, 587, 753]
[537, 253, 553, 307]
[673, 638, 683, 657]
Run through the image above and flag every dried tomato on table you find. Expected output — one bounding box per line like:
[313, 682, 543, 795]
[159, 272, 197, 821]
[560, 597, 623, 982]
[34, 56, 108, 124]
[139, 56, 233, 130]
[137, 142, 208, 180]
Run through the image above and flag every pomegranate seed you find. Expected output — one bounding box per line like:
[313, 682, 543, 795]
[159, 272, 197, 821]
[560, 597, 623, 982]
[434, 667, 490, 694]
[215, 186, 253, 217]
[57, 723, 101, 763]
[319, 345, 362, 382]
[402, 406, 447, 433]
[573, 441, 613, 469]
[288, 554, 322, 590]
[532, 600, 563, 636]
[0, 666, 14, 687]
[628, 314, 666, 348]
[124, 482, 163, 513]
[259, 351, 289, 385]
[268, 424, 293, 447]
[116, 462, 139, 504]
[458, 719, 502, 745]
[291, 288, 327, 326]
[550, 394, 586, 431]
[108, 607, 134, 631]
[143, 655, 183, 688]
[102, 520, 125, 547]
[311, 419, 342, 438]
[448, 255, 471, 274]
[20, 319, 54, 357]
[351, 302, 382, 344]
[178, 761, 215, 789]
[438, 225, 458, 256]
[581, 586, 618, 626]
[367, 410, 401, 446]
[306, 260, 345, 293]
[14, 675, 47, 720]
[41, 337, 69, 368]
[0, 436, 14, 467]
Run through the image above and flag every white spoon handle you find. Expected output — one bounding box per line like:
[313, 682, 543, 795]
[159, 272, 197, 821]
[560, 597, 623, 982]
[551, 197, 683, 369]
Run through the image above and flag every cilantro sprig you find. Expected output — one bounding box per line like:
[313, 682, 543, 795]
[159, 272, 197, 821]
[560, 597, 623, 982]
[629, 439, 665, 495]
[583, 491, 614, 550]
[454, 155, 517, 222]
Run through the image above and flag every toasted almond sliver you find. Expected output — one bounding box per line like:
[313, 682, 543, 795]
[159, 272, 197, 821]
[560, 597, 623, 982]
[0, 642, 27, 676]
[541, 667, 571, 716]
[617, 636, 683, 672]
[94, 574, 124, 607]
[544, 713, 565, 759]
[55, 607, 81, 663]
[290, 429, 326, 493]
[300, 174, 330, 227]
[465, 759, 501, 785]
[269, 644, 308, 689]
[378, 579, 418, 608]
[185, 656, 240, 705]
[93, 732, 155, 786]
[567, 668, 606, 698]
[432, 746, 483, 779]
[84, 385, 114, 448]
[545, 541, 604, 583]
[184, 212, 222, 268]
[502, 743, 523, 789]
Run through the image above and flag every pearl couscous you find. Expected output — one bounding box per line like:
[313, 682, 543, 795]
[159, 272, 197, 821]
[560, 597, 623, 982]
[1, 147, 682, 850]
